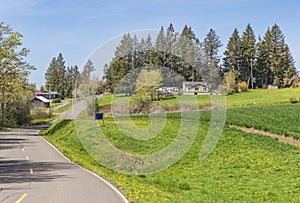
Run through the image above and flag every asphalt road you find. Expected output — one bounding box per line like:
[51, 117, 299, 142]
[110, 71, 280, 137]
[0, 125, 128, 203]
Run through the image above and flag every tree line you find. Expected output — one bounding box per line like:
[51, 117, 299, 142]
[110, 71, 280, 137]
[103, 23, 296, 93]
[44, 53, 80, 99]
[223, 24, 295, 89]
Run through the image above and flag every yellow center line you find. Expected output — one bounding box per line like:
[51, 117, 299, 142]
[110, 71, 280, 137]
[25, 156, 29, 161]
[21, 148, 24, 152]
[30, 168, 33, 175]
[15, 193, 27, 203]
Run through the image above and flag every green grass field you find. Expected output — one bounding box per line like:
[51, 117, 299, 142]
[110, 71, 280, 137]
[97, 88, 300, 110]
[226, 103, 300, 139]
[41, 96, 300, 202]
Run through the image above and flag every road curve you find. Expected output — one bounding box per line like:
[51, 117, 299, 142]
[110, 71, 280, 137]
[0, 125, 128, 203]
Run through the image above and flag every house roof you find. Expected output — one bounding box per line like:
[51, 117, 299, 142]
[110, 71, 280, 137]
[38, 90, 59, 95]
[34, 96, 50, 103]
[183, 81, 207, 87]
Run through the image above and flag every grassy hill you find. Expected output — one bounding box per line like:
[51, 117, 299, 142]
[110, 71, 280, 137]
[41, 89, 300, 202]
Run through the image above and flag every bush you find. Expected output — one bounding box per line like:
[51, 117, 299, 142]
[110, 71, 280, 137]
[51, 98, 61, 103]
[229, 84, 238, 93]
[226, 88, 235, 95]
[31, 108, 52, 119]
[289, 98, 298, 104]
[238, 82, 248, 92]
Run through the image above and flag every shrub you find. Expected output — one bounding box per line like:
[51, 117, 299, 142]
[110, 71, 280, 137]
[31, 108, 52, 119]
[51, 98, 61, 103]
[238, 82, 248, 92]
[226, 88, 235, 95]
[289, 98, 298, 104]
[229, 84, 238, 93]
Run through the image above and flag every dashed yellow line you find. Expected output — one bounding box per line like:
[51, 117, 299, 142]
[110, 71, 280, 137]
[29, 168, 33, 175]
[21, 148, 24, 152]
[25, 156, 29, 161]
[15, 193, 27, 203]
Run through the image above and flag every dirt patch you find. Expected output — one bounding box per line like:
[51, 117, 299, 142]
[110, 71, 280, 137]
[229, 125, 300, 148]
[97, 103, 225, 117]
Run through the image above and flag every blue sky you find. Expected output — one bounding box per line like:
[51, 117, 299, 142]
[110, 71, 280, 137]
[1, 0, 299, 87]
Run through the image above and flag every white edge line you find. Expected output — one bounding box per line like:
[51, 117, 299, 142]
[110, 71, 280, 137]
[37, 132, 129, 203]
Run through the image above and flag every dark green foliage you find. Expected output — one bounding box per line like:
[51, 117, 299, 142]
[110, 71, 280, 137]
[223, 28, 241, 80]
[240, 24, 256, 88]
[45, 53, 79, 99]
[202, 28, 223, 89]
[223, 24, 296, 89]
[103, 23, 296, 96]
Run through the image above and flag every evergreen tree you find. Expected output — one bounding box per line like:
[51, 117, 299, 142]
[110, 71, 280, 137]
[269, 24, 295, 86]
[175, 25, 200, 81]
[240, 24, 256, 88]
[223, 28, 241, 82]
[45, 53, 67, 98]
[155, 26, 166, 52]
[138, 38, 146, 51]
[256, 29, 272, 87]
[114, 33, 133, 58]
[202, 28, 222, 89]
[65, 65, 79, 98]
[145, 34, 153, 51]
[81, 59, 95, 84]
[165, 23, 178, 54]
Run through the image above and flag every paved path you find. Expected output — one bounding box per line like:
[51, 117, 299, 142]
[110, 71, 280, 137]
[0, 124, 127, 203]
[56, 100, 87, 120]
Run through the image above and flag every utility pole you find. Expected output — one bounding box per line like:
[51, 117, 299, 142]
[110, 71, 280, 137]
[1, 88, 4, 127]
[48, 84, 53, 118]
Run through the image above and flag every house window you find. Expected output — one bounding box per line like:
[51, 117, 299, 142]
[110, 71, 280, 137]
[195, 87, 199, 91]
[187, 87, 192, 91]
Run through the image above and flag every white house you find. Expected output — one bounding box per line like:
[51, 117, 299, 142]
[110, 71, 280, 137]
[182, 81, 209, 94]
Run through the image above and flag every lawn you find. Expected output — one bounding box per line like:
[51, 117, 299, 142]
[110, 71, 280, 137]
[96, 88, 300, 111]
[41, 105, 300, 202]
[226, 103, 300, 139]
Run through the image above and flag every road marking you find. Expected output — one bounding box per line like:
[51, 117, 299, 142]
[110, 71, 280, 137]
[30, 168, 33, 175]
[26, 156, 29, 160]
[15, 193, 27, 203]
[40, 134, 129, 203]
[22, 148, 25, 152]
